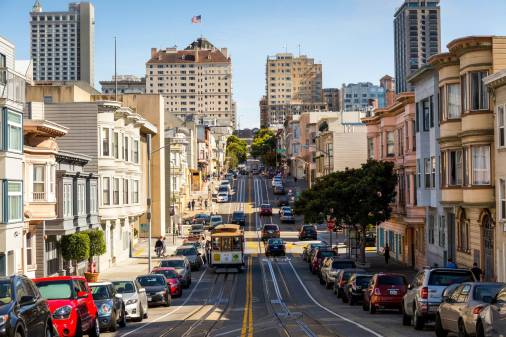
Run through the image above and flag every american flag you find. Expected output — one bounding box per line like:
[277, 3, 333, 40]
[191, 15, 201, 24]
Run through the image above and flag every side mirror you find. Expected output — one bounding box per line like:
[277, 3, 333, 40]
[77, 291, 88, 298]
[139, 288, 146, 293]
[19, 295, 35, 306]
[115, 293, 123, 299]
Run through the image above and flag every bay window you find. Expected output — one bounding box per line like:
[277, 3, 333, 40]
[423, 99, 430, 131]
[112, 132, 119, 159]
[123, 178, 129, 205]
[33, 164, 45, 200]
[77, 183, 85, 215]
[386, 131, 394, 157]
[367, 138, 374, 159]
[113, 178, 120, 205]
[431, 156, 436, 188]
[470, 71, 489, 110]
[133, 139, 139, 163]
[132, 180, 139, 204]
[102, 177, 110, 206]
[63, 183, 72, 217]
[101, 128, 110, 156]
[500, 179, 506, 221]
[90, 184, 97, 214]
[471, 145, 490, 185]
[448, 150, 463, 186]
[424, 159, 431, 188]
[6, 181, 22, 222]
[447, 84, 461, 119]
[498, 104, 505, 148]
[7, 110, 22, 152]
[124, 136, 129, 161]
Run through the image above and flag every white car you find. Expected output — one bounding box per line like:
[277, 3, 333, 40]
[217, 192, 229, 203]
[272, 178, 283, 187]
[210, 215, 223, 229]
[112, 280, 148, 322]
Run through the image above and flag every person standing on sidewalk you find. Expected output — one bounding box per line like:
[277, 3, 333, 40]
[471, 262, 483, 281]
[188, 201, 191, 210]
[447, 257, 458, 269]
[384, 244, 390, 264]
[191, 199, 195, 211]
[204, 199, 208, 209]
[155, 237, 164, 257]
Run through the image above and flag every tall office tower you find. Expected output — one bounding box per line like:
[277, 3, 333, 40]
[146, 38, 234, 126]
[259, 95, 268, 128]
[322, 88, 340, 111]
[265, 53, 324, 127]
[394, 0, 440, 93]
[30, 1, 95, 86]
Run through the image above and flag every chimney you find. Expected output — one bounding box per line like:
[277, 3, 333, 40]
[151, 48, 157, 58]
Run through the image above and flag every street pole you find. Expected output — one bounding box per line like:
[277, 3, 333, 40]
[147, 134, 152, 272]
[167, 140, 173, 244]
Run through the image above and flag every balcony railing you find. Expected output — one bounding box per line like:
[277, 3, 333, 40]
[0, 68, 26, 104]
[32, 192, 47, 201]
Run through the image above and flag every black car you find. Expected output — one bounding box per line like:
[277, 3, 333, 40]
[273, 185, 285, 195]
[265, 238, 286, 257]
[299, 225, 317, 240]
[136, 275, 171, 307]
[89, 281, 126, 332]
[0, 275, 53, 337]
[276, 196, 289, 207]
[231, 211, 246, 226]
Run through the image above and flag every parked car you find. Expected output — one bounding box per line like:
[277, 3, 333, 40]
[272, 177, 282, 187]
[299, 224, 317, 241]
[334, 268, 366, 298]
[151, 268, 183, 298]
[260, 203, 272, 216]
[476, 285, 506, 337]
[362, 273, 408, 314]
[135, 275, 171, 307]
[159, 256, 192, 288]
[112, 280, 148, 322]
[273, 185, 285, 195]
[209, 215, 223, 229]
[217, 192, 229, 203]
[192, 213, 210, 225]
[278, 206, 291, 216]
[402, 267, 475, 330]
[276, 196, 289, 207]
[231, 211, 246, 226]
[265, 238, 286, 257]
[342, 273, 373, 305]
[280, 209, 295, 223]
[310, 248, 337, 274]
[304, 242, 328, 263]
[435, 282, 504, 337]
[218, 185, 230, 196]
[89, 282, 126, 332]
[2, 275, 55, 337]
[175, 245, 203, 271]
[190, 223, 205, 235]
[261, 224, 280, 241]
[34, 275, 100, 337]
[320, 258, 357, 288]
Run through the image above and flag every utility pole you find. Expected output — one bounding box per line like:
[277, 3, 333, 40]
[114, 36, 117, 101]
[147, 134, 152, 272]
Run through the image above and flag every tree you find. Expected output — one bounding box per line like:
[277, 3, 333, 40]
[85, 229, 106, 273]
[295, 160, 397, 264]
[60, 232, 90, 274]
[226, 135, 247, 168]
[250, 128, 277, 166]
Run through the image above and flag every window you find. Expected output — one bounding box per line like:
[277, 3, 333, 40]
[113, 178, 120, 205]
[412, 120, 416, 151]
[424, 159, 431, 188]
[458, 211, 469, 252]
[438, 216, 446, 248]
[77, 183, 85, 215]
[63, 183, 72, 217]
[386, 132, 394, 157]
[430, 96, 434, 128]
[124, 136, 129, 161]
[101, 128, 110, 156]
[112, 132, 119, 159]
[132, 139, 139, 163]
[461, 74, 467, 112]
[90, 184, 97, 214]
[123, 179, 129, 205]
[26, 233, 33, 266]
[428, 215, 435, 245]
[416, 159, 421, 188]
[423, 99, 430, 131]
[132, 180, 139, 204]
[50, 165, 55, 194]
[415, 102, 420, 132]
[499, 179, 506, 221]
[0, 53, 6, 84]
[448, 150, 463, 186]
[33, 164, 45, 199]
[472, 145, 490, 185]
[367, 138, 374, 159]
[46, 238, 59, 275]
[7, 111, 22, 152]
[102, 177, 110, 206]
[470, 71, 488, 110]
[498, 105, 505, 148]
[447, 84, 461, 119]
[431, 156, 436, 188]
[6, 181, 22, 222]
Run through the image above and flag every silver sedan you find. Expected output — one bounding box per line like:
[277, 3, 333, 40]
[477, 285, 506, 337]
[112, 280, 149, 322]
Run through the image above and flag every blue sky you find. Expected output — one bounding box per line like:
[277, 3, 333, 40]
[1, 0, 505, 128]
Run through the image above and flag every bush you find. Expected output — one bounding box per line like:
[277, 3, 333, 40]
[86, 229, 106, 259]
[61, 232, 90, 263]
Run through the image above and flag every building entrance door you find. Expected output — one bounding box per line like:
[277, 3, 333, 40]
[447, 211, 456, 261]
[482, 212, 494, 281]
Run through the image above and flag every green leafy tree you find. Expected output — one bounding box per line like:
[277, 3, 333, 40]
[295, 160, 397, 264]
[250, 128, 277, 166]
[226, 135, 247, 168]
[85, 229, 106, 272]
[60, 232, 90, 274]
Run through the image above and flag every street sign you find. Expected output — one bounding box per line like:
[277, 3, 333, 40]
[276, 148, 286, 154]
[327, 220, 335, 231]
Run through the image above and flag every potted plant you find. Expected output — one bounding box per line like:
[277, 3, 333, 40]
[84, 229, 106, 282]
[61, 232, 90, 276]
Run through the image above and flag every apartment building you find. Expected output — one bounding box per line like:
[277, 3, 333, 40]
[259, 95, 268, 128]
[380, 75, 397, 107]
[100, 75, 146, 95]
[362, 93, 425, 268]
[265, 53, 324, 126]
[394, 0, 440, 94]
[341, 82, 386, 112]
[322, 88, 340, 112]
[146, 38, 235, 126]
[30, 1, 95, 85]
[0, 36, 29, 276]
[428, 36, 506, 280]
[409, 64, 444, 267]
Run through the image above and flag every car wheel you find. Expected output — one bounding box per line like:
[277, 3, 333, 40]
[476, 320, 485, 337]
[109, 310, 117, 332]
[457, 319, 469, 337]
[413, 306, 424, 330]
[402, 303, 411, 326]
[88, 317, 100, 337]
[75, 318, 84, 337]
[435, 314, 448, 337]
[164, 294, 171, 307]
[119, 307, 127, 328]
[134, 304, 144, 322]
[14, 330, 23, 337]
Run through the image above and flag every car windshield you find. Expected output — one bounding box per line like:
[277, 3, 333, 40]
[233, 212, 245, 219]
[90, 285, 111, 300]
[137, 276, 165, 287]
[261, 204, 271, 208]
[264, 225, 278, 231]
[473, 284, 504, 302]
[0, 281, 12, 305]
[36, 280, 73, 300]
[218, 193, 227, 196]
[159, 259, 184, 268]
[332, 261, 355, 269]
[268, 239, 283, 245]
[195, 214, 208, 219]
[153, 270, 178, 279]
[211, 216, 222, 222]
[283, 211, 292, 216]
[342, 271, 355, 280]
[218, 187, 228, 192]
[176, 248, 197, 256]
[377, 275, 406, 285]
[112, 281, 136, 294]
[356, 276, 372, 287]
[303, 226, 315, 232]
[428, 271, 475, 286]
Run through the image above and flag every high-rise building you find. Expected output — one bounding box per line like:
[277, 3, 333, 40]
[322, 88, 340, 112]
[99, 75, 146, 95]
[394, 0, 440, 94]
[380, 75, 396, 107]
[146, 38, 235, 126]
[265, 53, 324, 127]
[259, 95, 268, 128]
[340, 82, 385, 112]
[30, 1, 95, 86]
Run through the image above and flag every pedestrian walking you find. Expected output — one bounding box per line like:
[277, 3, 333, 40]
[155, 236, 164, 257]
[447, 257, 458, 269]
[188, 201, 191, 210]
[191, 199, 195, 211]
[471, 262, 483, 281]
[205, 199, 208, 209]
[384, 243, 390, 264]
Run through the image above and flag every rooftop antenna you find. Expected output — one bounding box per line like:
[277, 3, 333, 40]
[298, 44, 301, 56]
[114, 36, 117, 100]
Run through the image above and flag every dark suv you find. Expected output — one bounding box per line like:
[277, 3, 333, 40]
[0, 275, 53, 337]
[299, 225, 317, 241]
[231, 211, 246, 226]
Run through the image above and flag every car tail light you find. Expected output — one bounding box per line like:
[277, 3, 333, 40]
[472, 306, 484, 315]
[374, 288, 381, 296]
[420, 287, 428, 299]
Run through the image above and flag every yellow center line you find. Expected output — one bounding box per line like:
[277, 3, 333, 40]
[241, 256, 253, 337]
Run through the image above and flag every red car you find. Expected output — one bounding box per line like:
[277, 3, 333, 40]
[362, 273, 408, 314]
[34, 276, 100, 337]
[310, 248, 336, 274]
[260, 203, 272, 216]
[152, 267, 183, 298]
